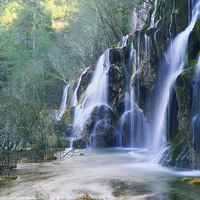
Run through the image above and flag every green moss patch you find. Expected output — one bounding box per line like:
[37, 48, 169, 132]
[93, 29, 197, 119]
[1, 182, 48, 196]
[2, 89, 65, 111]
[2, 175, 18, 180]
[181, 177, 200, 185]
[75, 194, 98, 200]
[43, 156, 57, 161]
[21, 157, 30, 163]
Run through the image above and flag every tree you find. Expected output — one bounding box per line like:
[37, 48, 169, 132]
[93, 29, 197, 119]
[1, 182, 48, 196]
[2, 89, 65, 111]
[60, 0, 140, 66]
[13, 101, 64, 159]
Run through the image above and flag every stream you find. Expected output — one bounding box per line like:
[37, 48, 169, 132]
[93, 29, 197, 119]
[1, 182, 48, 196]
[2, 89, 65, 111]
[1, 148, 200, 200]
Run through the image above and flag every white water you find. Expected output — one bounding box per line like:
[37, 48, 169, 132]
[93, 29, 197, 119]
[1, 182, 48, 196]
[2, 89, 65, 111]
[121, 35, 149, 148]
[71, 67, 89, 106]
[1, 149, 200, 200]
[144, 34, 151, 87]
[118, 35, 129, 48]
[150, 0, 158, 28]
[72, 52, 110, 137]
[151, 0, 200, 162]
[55, 0, 200, 163]
[55, 84, 70, 121]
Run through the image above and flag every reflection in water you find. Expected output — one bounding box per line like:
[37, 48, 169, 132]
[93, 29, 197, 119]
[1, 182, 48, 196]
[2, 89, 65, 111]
[0, 149, 200, 200]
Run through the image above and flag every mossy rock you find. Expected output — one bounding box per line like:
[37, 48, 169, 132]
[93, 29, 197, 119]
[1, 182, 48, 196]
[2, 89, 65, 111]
[73, 139, 86, 149]
[2, 175, 18, 180]
[174, 70, 193, 118]
[181, 177, 200, 185]
[173, 0, 188, 34]
[188, 20, 200, 60]
[75, 194, 98, 200]
[21, 157, 30, 163]
[63, 106, 75, 124]
[78, 151, 85, 156]
[43, 156, 57, 161]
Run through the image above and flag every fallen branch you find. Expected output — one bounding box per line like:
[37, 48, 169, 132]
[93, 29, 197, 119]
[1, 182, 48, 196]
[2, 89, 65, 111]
[63, 148, 75, 157]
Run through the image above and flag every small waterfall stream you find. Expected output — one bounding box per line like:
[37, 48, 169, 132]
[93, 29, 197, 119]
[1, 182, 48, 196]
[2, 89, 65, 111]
[55, 84, 70, 121]
[71, 67, 89, 106]
[150, 0, 158, 28]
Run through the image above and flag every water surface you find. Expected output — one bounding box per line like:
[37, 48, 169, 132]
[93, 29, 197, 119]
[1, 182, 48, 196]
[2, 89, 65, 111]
[0, 148, 200, 200]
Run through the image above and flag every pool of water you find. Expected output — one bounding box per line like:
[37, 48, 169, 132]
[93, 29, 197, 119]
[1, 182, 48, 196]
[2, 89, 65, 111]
[0, 148, 200, 200]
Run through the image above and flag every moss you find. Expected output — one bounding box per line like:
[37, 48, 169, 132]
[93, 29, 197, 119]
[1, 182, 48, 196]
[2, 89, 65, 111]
[195, 20, 200, 42]
[188, 58, 199, 70]
[188, 21, 200, 60]
[2, 175, 18, 180]
[170, 132, 187, 159]
[43, 156, 57, 161]
[174, 70, 193, 118]
[21, 157, 30, 163]
[173, 0, 188, 34]
[75, 194, 98, 200]
[181, 177, 200, 185]
[79, 152, 85, 156]
[62, 105, 74, 124]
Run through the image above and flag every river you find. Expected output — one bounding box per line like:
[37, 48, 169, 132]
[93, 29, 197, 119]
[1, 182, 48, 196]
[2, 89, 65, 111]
[1, 148, 200, 200]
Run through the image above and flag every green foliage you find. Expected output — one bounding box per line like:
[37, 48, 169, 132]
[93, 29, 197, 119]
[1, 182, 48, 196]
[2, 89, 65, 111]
[2, 175, 18, 180]
[0, 1, 21, 29]
[20, 157, 29, 163]
[0, 0, 141, 163]
[43, 155, 57, 161]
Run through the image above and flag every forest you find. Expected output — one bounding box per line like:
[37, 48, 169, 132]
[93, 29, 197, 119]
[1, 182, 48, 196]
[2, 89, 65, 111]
[0, 0, 141, 168]
[1, 0, 200, 199]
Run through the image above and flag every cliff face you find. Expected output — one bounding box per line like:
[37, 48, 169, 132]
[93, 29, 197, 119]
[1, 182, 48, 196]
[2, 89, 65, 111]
[60, 0, 200, 169]
[135, 0, 200, 168]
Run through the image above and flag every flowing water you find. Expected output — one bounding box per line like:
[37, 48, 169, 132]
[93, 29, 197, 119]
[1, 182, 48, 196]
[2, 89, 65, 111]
[71, 67, 90, 107]
[150, 0, 158, 28]
[149, 0, 200, 161]
[1, 149, 200, 200]
[72, 53, 110, 138]
[54, 0, 200, 162]
[55, 84, 70, 121]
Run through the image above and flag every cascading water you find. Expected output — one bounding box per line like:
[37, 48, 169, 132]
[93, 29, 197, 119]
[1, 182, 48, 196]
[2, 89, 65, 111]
[71, 67, 89, 106]
[150, 0, 200, 162]
[118, 35, 129, 48]
[121, 34, 149, 148]
[150, 0, 158, 28]
[72, 51, 111, 141]
[55, 84, 70, 121]
[55, 0, 200, 166]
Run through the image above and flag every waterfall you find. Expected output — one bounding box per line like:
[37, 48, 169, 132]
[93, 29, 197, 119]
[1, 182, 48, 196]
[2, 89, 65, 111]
[151, 0, 200, 162]
[121, 37, 149, 148]
[150, 0, 158, 28]
[72, 52, 110, 138]
[71, 67, 89, 106]
[118, 35, 129, 48]
[55, 84, 70, 121]
[55, 0, 200, 164]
